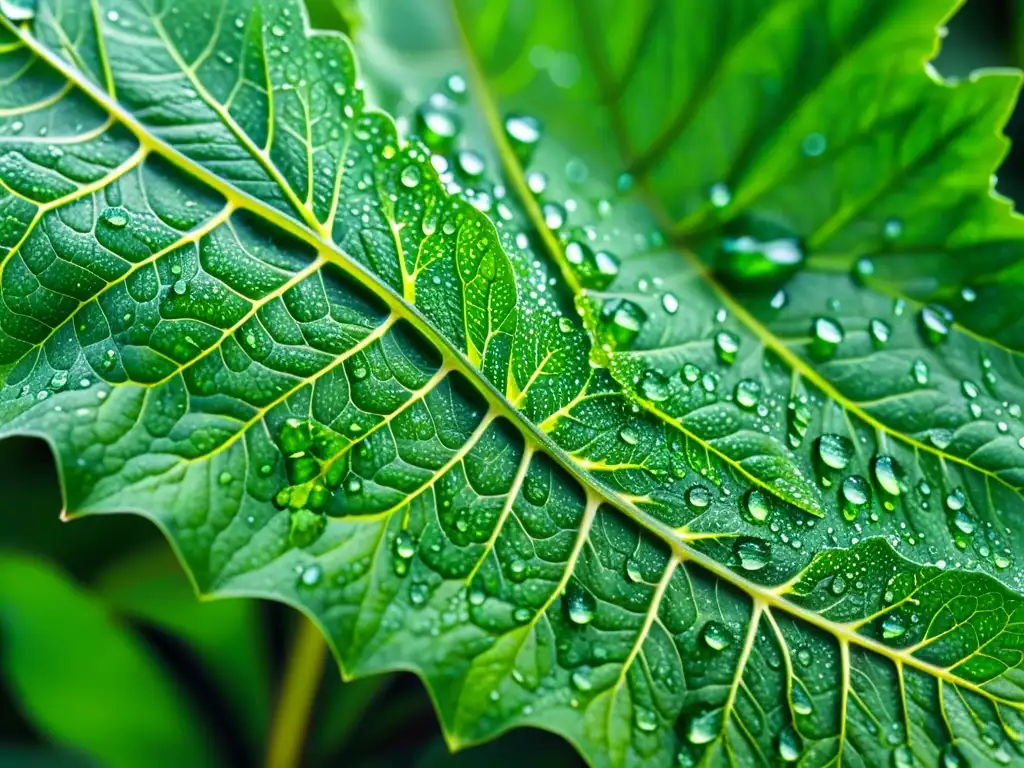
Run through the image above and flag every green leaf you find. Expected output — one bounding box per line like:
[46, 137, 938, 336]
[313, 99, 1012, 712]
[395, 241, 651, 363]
[2, 1, 1024, 767]
[0, 554, 217, 767]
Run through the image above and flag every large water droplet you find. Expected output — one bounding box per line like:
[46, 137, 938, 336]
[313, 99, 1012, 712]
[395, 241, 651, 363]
[504, 114, 542, 163]
[639, 371, 670, 402]
[817, 434, 852, 470]
[744, 489, 770, 523]
[882, 615, 906, 639]
[777, 725, 801, 762]
[792, 681, 814, 715]
[687, 709, 724, 744]
[598, 299, 647, 350]
[872, 455, 903, 497]
[700, 620, 732, 651]
[400, 164, 421, 188]
[810, 317, 844, 360]
[734, 537, 771, 571]
[634, 708, 658, 732]
[870, 319, 891, 348]
[720, 234, 805, 282]
[416, 104, 460, 151]
[565, 581, 596, 625]
[734, 379, 762, 410]
[715, 331, 740, 365]
[101, 207, 130, 229]
[841, 475, 870, 521]
[687, 485, 711, 509]
[918, 305, 953, 346]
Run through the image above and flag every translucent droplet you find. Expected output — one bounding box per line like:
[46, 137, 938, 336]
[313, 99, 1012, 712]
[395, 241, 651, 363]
[299, 563, 322, 586]
[445, 72, 467, 99]
[734, 537, 771, 571]
[810, 317, 844, 360]
[734, 379, 762, 410]
[939, 744, 964, 768]
[870, 318, 891, 348]
[634, 708, 658, 733]
[841, 475, 870, 522]
[715, 331, 740, 364]
[792, 681, 814, 715]
[882, 615, 906, 639]
[801, 132, 826, 157]
[744, 489, 770, 523]
[777, 725, 802, 762]
[640, 371, 670, 402]
[687, 485, 711, 509]
[599, 299, 647, 350]
[892, 744, 917, 768]
[912, 359, 929, 386]
[416, 104, 460, 151]
[700, 620, 732, 651]
[662, 292, 679, 314]
[872, 455, 903, 497]
[455, 149, 485, 178]
[817, 434, 852, 470]
[101, 207, 129, 229]
[720, 234, 804, 281]
[918, 305, 953, 346]
[687, 708, 724, 744]
[884, 218, 903, 239]
[503, 114, 542, 163]
[709, 183, 731, 208]
[619, 426, 639, 446]
[565, 581, 596, 625]
[542, 202, 566, 230]
[571, 665, 593, 692]
[400, 164, 421, 188]
[394, 530, 417, 559]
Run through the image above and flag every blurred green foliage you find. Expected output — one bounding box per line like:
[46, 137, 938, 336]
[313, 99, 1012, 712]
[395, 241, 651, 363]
[1, 0, 1022, 765]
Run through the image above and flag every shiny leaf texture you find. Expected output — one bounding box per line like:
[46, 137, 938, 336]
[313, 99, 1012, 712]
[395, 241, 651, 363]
[1, 1, 1024, 767]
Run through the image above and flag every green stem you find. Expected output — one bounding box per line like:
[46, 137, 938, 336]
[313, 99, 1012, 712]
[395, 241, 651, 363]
[265, 614, 327, 768]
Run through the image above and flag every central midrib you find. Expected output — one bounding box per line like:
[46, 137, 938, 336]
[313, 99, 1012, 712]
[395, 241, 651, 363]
[7, 9, 1020, 712]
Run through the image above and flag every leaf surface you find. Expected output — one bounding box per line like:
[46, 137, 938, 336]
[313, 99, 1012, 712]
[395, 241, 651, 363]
[1, 1, 1024, 767]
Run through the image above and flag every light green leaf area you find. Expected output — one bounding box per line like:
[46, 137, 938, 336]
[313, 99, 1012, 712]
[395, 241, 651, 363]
[1, 1, 1024, 767]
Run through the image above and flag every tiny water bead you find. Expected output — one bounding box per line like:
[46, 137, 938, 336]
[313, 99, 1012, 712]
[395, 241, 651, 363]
[399, 164, 422, 188]
[634, 708, 659, 733]
[744, 489, 770, 523]
[870, 318, 891, 348]
[734, 537, 771, 571]
[715, 331, 740, 364]
[564, 239, 620, 289]
[801, 132, 827, 157]
[503, 114, 542, 163]
[299, 563, 322, 587]
[881, 615, 906, 640]
[700, 620, 732, 651]
[840, 475, 871, 521]
[918, 304, 953, 346]
[912, 359, 929, 386]
[639, 370, 670, 402]
[709, 183, 731, 208]
[565, 581, 597, 625]
[662, 292, 679, 314]
[810, 317, 844, 360]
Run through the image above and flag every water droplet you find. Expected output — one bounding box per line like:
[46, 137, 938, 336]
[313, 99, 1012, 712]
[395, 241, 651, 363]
[49, 370, 68, 390]
[734, 380, 762, 410]
[870, 319, 891, 348]
[918, 305, 953, 346]
[777, 725, 801, 762]
[715, 331, 740, 364]
[720, 234, 804, 281]
[456, 149, 485, 179]
[882, 615, 906, 639]
[912, 359, 929, 386]
[599, 299, 647, 350]
[770, 290, 787, 309]
[884, 218, 903, 239]
[810, 317, 844, 360]
[700, 621, 732, 651]
[662, 292, 679, 314]
[503, 114, 542, 163]
[299, 563, 322, 586]
[640, 371, 669, 402]
[218, 471, 233, 485]
[709, 183, 731, 208]
[565, 581, 596, 625]
[394, 530, 417, 559]
[571, 665, 593, 692]
[872, 455, 903, 497]
[929, 428, 953, 449]
[416, 104, 460, 151]
[619, 426, 639, 446]
[687, 485, 711, 509]
[744, 489, 770, 523]
[817, 434, 852, 470]
[892, 744, 917, 768]
[734, 537, 771, 571]
[101, 207, 129, 228]
[686, 709, 723, 744]
[792, 681, 814, 715]
[634, 708, 658, 732]
[445, 73, 467, 99]
[841, 475, 871, 521]
[952, 509, 975, 535]
[801, 132, 826, 157]
[625, 557, 644, 583]
[400, 164, 421, 188]
[940, 744, 964, 768]
[542, 202, 566, 230]
[565, 240, 619, 289]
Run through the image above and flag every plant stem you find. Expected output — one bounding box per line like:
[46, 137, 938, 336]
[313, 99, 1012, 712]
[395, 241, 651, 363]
[265, 614, 327, 768]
